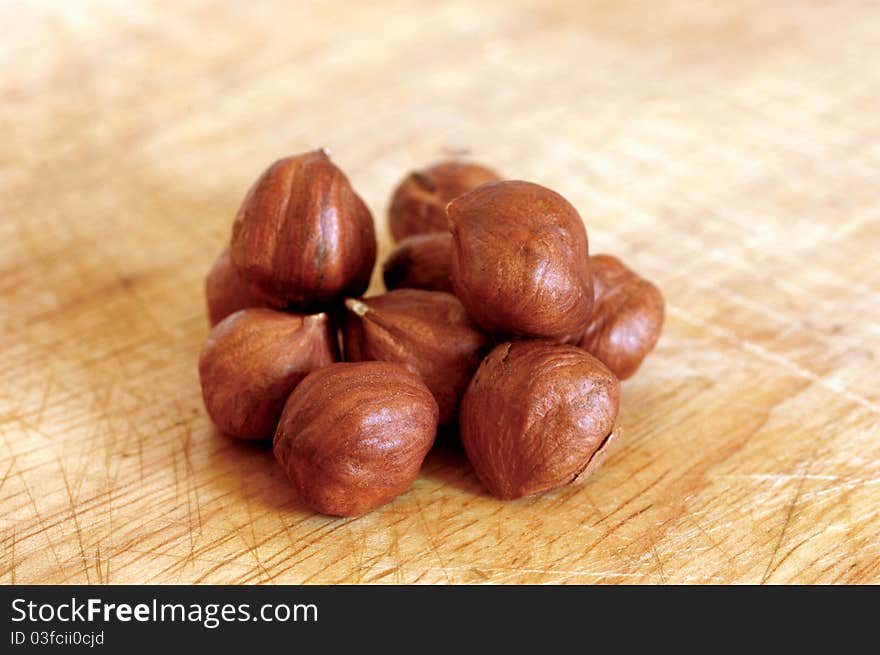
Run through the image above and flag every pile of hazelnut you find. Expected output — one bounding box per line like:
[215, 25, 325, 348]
[199, 149, 664, 517]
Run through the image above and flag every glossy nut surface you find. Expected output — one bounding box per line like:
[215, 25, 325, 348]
[448, 180, 593, 340]
[388, 160, 500, 241]
[230, 149, 376, 309]
[343, 289, 488, 424]
[273, 362, 439, 517]
[199, 308, 337, 439]
[460, 340, 620, 500]
[577, 254, 664, 380]
[382, 232, 453, 293]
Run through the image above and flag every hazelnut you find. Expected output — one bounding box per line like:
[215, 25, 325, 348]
[382, 232, 453, 293]
[448, 180, 594, 340]
[460, 340, 619, 500]
[230, 149, 376, 310]
[199, 308, 337, 440]
[274, 361, 439, 517]
[205, 247, 270, 326]
[388, 160, 500, 241]
[343, 289, 488, 424]
[577, 254, 664, 380]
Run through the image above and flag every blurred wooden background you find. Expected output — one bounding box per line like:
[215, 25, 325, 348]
[1, 0, 878, 583]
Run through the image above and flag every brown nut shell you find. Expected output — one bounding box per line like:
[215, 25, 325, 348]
[199, 308, 338, 440]
[448, 180, 594, 340]
[273, 362, 439, 517]
[382, 232, 453, 293]
[388, 160, 500, 241]
[460, 340, 620, 500]
[205, 247, 270, 326]
[230, 149, 376, 309]
[577, 254, 664, 380]
[343, 289, 488, 424]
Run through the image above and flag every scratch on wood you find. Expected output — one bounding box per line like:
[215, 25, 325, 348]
[579, 503, 655, 562]
[180, 413, 203, 537]
[761, 460, 813, 584]
[415, 501, 452, 584]
[9, 528, 15, 584]
[592, 471, 667, 527]
[253, 519, 356, 585]
[20, 476, 68, 582]
[650, 541, 668, 583]
[59, 461, 91, 584]
[688, 515, 735, 562]
[95, 545, 103, 584]
[242, 485, 272, 584]
[34, 371, 54, 430]
[0, 457, 16, 494]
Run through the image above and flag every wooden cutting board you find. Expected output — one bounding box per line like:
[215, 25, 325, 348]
[2, 0, 878, 584]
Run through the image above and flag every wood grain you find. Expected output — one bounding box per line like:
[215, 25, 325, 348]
[1, 0, 878, 584]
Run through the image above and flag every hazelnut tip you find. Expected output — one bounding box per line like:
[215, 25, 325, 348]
[345, 298, 369, 317]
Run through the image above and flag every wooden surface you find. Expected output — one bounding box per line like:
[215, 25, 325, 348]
[2, 0, 879, 585]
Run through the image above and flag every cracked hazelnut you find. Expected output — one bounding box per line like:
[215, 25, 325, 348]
[382, 232, 453, 293]
[274, 361, 439, 517]
[230, 149, 376, 310]
[448, 180, 594, 340]
[343, 289, 488, 424]
[577, 254, 664, 380]
[205, 247, 270, 326]
[388, 160, 500, 241]
[460, 340, 620, 500]
[199, 308, 338, 440]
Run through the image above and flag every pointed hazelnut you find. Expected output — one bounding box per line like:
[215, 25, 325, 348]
[343, 289, 488, 424]
[230, 149, 376, 310]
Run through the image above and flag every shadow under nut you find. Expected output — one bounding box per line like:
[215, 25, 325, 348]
[343, 289, 489, 424]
